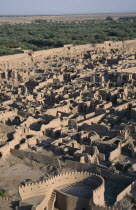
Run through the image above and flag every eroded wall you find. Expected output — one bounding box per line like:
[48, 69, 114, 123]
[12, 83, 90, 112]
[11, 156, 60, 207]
[0, 40, 136, 72]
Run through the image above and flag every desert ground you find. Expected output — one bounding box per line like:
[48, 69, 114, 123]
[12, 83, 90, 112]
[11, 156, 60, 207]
[0, 13, 136, 24]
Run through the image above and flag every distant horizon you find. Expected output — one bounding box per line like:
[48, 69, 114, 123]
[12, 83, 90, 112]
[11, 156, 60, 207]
[1, 11, 136, 17]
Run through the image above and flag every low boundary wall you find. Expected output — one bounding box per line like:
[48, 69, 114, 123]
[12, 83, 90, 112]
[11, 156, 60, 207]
[10, 149, 60, 168]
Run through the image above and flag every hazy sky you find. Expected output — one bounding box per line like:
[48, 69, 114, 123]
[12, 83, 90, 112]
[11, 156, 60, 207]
[0, 0, 136, 15]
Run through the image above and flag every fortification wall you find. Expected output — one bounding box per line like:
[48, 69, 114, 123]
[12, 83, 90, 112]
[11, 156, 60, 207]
[65, 160, 134, 184]
[55, 191, 89, 210]
[19, 171, 104, 209]
[0, 40, 136, 72]
[0, 53, 33, 71]
[10, 149, 60, 167]
[93, 180, 105, 206]
[0, 197, 13, 209]
[116, 181, 135, 202]
[123, 40, 136, 53]
[65, 161, 135, 207]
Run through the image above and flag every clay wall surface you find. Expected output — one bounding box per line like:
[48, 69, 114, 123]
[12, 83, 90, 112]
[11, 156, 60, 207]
[35, 78, 53, 90]
[123, 40, 136, 53]
[114, 100, 135, 112]
[109, 144, 121, 161]
[78, 113, 106, 127]
[10, 149, 60, 167]
[65, 160, 134, 184]
[41, 118, 63, 132]
[0, 141, 18, 158]
[19, 172, 104, 209]
[81, 123, 116, 138]
[0, 116, 42, 158]
[2, 100, 14, 106]
[45, 105, 69, 117]
[117, 67, 136, 74]
[93, 180, 105, 206]
[0, 40, 136, 72]
[116, 181, 135, 202]
[0, 197, 13, 210]
[0, 53, 33, 71]
[0, 110, 18, 121]
[109, 173, 133, 185]
[29, 130, 43, 137]
[65, 161, 134, 207]
[55, 191, 89, 210]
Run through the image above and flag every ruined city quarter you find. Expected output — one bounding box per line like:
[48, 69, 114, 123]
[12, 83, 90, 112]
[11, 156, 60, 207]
[0, 0, 136, 210]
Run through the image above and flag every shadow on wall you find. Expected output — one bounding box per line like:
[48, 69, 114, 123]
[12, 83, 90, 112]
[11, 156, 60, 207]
[81, 123, 116, 138]
[55, 190, 90, 210]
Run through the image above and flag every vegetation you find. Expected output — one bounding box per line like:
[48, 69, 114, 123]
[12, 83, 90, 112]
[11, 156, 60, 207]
[0, 189, 6, 197]
[0, 17, 136, 56]
[119, 16, 136, 21]
[131, 196, 136, 209]
[105, 16, 114, 21]
[131, 197, 136, 203]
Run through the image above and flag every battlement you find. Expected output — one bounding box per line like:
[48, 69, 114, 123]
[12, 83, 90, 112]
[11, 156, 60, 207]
[19, 171, 103, 189]
[19, 171, 104, 209]
[0, 196, 13, 209]
[0, 40, 136, 72]
[0, 197, 12, 202]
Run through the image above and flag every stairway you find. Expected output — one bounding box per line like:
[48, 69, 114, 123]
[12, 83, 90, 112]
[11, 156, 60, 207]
[48, 191, 56, 210]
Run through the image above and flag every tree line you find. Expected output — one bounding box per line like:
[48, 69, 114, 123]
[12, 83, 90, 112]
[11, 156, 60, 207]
[0, 17, 136, 56]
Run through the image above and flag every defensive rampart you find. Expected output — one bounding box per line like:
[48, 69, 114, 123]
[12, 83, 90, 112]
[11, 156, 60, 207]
[0, 197, 13, 209]
[65, 160, 134, 184]
[19, 171, 104, 209]
[0, 40, 136, 71]
[65, 160, 134, 203]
